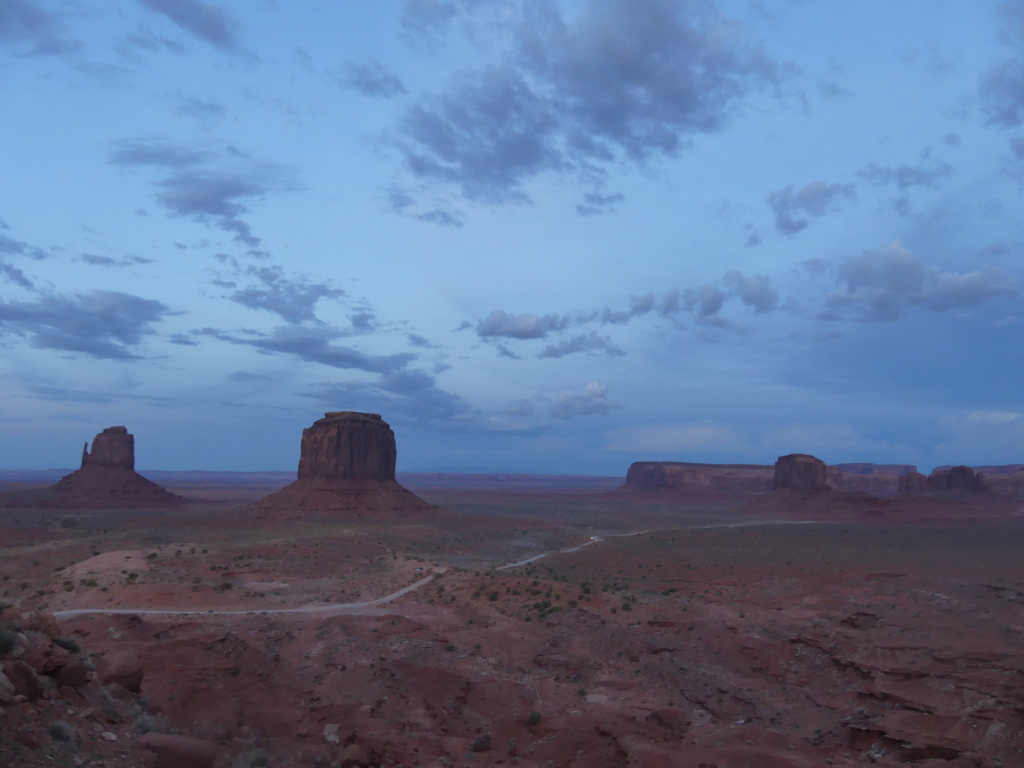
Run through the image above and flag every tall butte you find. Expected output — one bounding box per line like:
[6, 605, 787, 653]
[257, 412, 435, 517]
[52, 426, 185, 507]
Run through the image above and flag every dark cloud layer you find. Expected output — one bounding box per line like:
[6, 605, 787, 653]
[227, 266, 345, 324]
[136, 0, 241, 52]
[396, 0, 782, 210]
[0, 0, 80, 56]
[201, 327, 415, 375]
[538, 331, 625, 359]
[0, 290, 171, 359]
[111, 138, 294, 247]
[824, 242, 1018, 322]
[476, 309, 570, 339]
[339, 60, 407, 99]
[767, 180, 855, 234]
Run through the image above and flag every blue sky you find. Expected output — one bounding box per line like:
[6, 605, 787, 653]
[1, 0, 1022, 474]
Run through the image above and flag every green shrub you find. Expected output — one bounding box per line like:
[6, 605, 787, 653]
[525, 710, 541, 727]
[0, 630, 18, 654]
[48, 721, 74, 742]
[55, 637, 81, 653]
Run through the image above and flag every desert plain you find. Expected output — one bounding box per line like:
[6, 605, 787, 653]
[1, 436, 1023, 768]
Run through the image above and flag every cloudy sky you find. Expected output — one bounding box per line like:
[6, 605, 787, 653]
[2, 0, 1023, 474]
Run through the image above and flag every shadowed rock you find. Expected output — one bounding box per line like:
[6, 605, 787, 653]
[297, 412, 397, 481]
[927, 465, 986, 493]
[772, 454, 830, 491]
[49, 427, 185, 508]
[613, 461, 773, 496]
[897, 471, 929, 494]
[257, 412, 435, 518]
[0, 426, 186, 509]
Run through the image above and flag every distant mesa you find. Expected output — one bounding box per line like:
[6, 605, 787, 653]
[926, 465, 986, 493]
[612, 461, 773, 497]
[256, 411, 435, 517]
[772, 454, 830, 492]
[896, 471, 929, 495]
[0, 426, 186, 509]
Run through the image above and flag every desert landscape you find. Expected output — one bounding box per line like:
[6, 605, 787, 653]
[1, 416, 1022, 768]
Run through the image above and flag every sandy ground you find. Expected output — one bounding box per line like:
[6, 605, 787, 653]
[1, 480, 1022, 767]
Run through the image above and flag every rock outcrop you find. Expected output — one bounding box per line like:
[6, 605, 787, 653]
[771, 454, 830, 491]
[0, 427, 185, 509]
[257, 412, 435, 518]
[613, 462, 773, 497]
[50, 427, 185, 508]
[897, 471, 929, 494]
[927, 465, 986, 493]
[297, 412, 397, 481]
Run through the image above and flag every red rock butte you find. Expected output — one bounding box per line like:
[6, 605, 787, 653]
[257, 411, 435, 517]
[50, 426, 185, 508]
[771, 453, 831, 491]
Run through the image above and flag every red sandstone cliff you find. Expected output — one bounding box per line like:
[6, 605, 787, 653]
[257, 412, 435, 517]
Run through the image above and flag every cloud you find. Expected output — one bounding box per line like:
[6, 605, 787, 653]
[825, 241, 1019, 321]
[110, 138, 296, 247]
[476, 309, 570, 339]
[979, 1, 1024, 127]
[228, 266, 345, 324]
[395, 0, 782, 210]
[0, 291, 172, 359]
[338, 60, 407, 99]
[306, 370, 474, 424]
[723, 270, 778, 313]
[549, 381, 622, 419]
[136, 0, 241, 53]
[504, 399, 534, 416]
[538, 331, 625, 359]
[399, 0, 459, 48]
[200, 327, 415, 374]
[576, 190, 626, 217]
[171, 97, 226, 124]
[0, 223, 50, 289]
[80, 253, 153, 268]
[857, 148, 952, 191]
[0, 0, 80, 56]
[767, 180, 855, 234]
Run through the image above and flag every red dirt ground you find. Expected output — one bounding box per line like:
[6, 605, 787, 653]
[1, 475, 1021, 767]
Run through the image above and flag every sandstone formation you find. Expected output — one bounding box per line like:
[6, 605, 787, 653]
[613, 462, 773, 497]
[772, 454, 830, 491]
[897, 471, 929, 494]
[927, 465, 986, 493]
[0, 427, 186, 508]
[49, 427, 185, 508]
[257, 412, 435, 517]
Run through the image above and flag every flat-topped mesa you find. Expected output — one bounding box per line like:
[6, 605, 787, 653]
[616, 461, 773, 496]
[297, 412, 396, 481]
[257, 411, 435, 518]
[772, 454, 830, 491]
[927, 465, 986, 493]
[81, 426, 134, 470]
[897, 471, 929, 494]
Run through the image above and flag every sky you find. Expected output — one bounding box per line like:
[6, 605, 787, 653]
[1, 0, 1023, 475]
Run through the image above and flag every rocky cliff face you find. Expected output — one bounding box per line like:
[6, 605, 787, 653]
[297, 412, 396, 481]
[81, 426, 135, 469]
[928, 465, 985, 493]
[772, 454, 830, 491]
[617, 462, 773, 496]
[48, 427, 184, 508]
[897, 471, 929, 494]
[258, 411, 433, 517]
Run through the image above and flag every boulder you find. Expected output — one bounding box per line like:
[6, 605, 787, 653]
[3, 660, 44, 700]
[897, 471, 929, 494]
[0, 671, 15, 703]
[298, 411, 397, 481]
[54, 659, 92, 688]
[98, 651, 144, 693]
[139, 733, 219, 768]
[21, 636, 69, 674]
[771, 454, 830, 491]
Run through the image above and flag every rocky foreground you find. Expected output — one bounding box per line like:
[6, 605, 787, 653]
[1, 486, 1022, 768]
